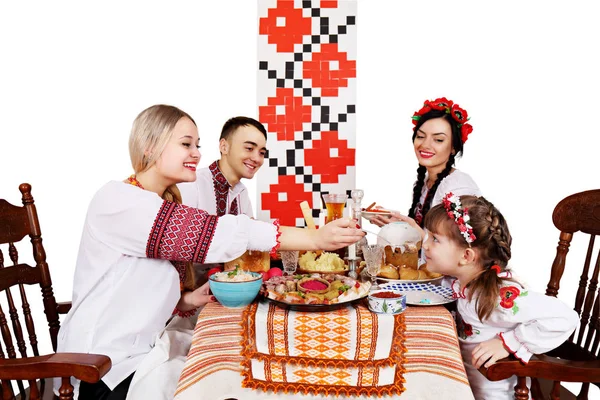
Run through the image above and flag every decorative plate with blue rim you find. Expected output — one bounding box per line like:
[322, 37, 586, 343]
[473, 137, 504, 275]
[379, 282, 455, 306]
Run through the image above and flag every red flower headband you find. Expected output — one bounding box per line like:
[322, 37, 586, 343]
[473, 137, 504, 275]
[442, 192, 476, 244]
[412, 97, 474, 143]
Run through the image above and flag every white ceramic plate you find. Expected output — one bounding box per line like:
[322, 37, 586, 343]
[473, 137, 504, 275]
[380, 282, 455, 306]
[376, 275, 444, 285]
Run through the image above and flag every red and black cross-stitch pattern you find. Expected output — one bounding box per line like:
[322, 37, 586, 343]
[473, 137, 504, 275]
[146, 201, 218, 264]
[257, 0, 357, 227]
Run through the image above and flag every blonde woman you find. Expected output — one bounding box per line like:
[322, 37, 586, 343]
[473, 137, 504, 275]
[56, 105, 364, 400]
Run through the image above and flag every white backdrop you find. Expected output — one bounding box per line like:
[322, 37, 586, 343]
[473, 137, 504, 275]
[1, 1, 599, 396]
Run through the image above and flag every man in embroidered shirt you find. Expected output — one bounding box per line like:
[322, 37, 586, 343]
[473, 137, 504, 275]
[177, 117, 267, 284]
[178, 116, 267, 217]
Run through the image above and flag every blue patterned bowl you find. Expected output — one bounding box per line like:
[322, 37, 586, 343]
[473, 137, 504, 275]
[209, 272, 263, 308]
[367, 289, 407, 314]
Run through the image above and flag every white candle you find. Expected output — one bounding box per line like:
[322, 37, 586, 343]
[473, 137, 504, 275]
[348, 243, 356, 259]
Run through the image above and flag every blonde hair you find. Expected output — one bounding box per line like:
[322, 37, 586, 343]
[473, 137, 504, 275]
[129, 104, 198, 290]
[129, 104, 196, 203]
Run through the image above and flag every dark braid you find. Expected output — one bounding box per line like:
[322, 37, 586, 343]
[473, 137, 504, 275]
[408, 165, 426, 219]
[482, 199, 512, 265]
[419, 153, 456, 226]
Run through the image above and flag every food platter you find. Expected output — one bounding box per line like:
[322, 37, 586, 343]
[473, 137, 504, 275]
[260, 273, 371, 312]
[262, 293, 368, 312]
[379, 282, 455, 306]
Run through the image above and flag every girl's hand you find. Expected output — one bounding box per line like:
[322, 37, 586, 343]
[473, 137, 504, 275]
[314, 218, 365, 251]
[190, 281, 217, 307]
[471, 338, 510, 369]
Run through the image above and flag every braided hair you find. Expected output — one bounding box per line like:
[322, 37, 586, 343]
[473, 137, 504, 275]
[423, 196, 512, 321]
[408, 109, 465, 226]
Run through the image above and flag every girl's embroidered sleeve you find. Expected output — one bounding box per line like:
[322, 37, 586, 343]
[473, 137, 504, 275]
[494, 286, 579, 363]
[173, 307, 197, 318]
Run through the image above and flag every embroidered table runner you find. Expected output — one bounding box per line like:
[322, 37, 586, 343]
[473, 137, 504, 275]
[240, 301, 406, 397]
[175, 303, 473, 400]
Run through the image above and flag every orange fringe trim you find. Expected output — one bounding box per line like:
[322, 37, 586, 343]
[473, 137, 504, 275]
[239, 302, 408, 397]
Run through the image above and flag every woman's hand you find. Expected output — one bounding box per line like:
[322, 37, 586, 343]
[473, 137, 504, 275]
[471, 338, 510, 369]
[314, 218, 365, 251]
[178, 281, 217, 310]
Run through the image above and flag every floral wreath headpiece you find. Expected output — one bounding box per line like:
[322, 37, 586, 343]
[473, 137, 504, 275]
[442, 192, 476, 244]
[412, 97, 474, 143]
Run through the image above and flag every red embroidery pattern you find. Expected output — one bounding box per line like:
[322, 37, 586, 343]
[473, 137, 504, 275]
[499, 286, 520, 309]
[451, 279, 467, 299]
[258, 1, 312, 53]
[170, 260, 199, 318]
[261, 176, 313, 226]
[146, 201, 218, 264]
[174, 307, 197, 319]
[257, 1, 357, 227]
[126, 174, 144, 189]
[303, 43, 356, 97]
[209, 161, 238, 216]
[172, 261, 187, 286]
[304, 130, 355, 184]
[258, 88, 312, 141]
[456, 312, 480, 340]
[229, 197, 239, 215]
[270, 219, 282, 259]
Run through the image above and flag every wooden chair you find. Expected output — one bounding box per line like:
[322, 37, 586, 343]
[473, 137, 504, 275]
[480, 189, 600, 399]
[0, 184, 111, 399]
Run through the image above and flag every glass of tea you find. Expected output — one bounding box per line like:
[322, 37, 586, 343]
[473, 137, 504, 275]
[323, 193, 348, 223]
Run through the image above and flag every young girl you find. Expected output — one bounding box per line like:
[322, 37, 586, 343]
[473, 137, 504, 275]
[55, 105, 364, 400]
[371, 97, 480, 239]
[422, 193, 579, 400]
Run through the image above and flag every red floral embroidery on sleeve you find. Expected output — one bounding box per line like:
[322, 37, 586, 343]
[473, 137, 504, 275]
[173, 307, 197, 318]
[270, 219, 282, 259]
[499, 286, 520, 309]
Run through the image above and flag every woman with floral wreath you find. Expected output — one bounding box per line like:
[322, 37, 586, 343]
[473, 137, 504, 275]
[370, 97, 481, 245]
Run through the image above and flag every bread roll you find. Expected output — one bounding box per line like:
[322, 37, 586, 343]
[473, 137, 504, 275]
[224, 250, 270, 272]
[420, 264, 442, 279]
[399, 265, 419, 280]
[378, 264, 399, 279]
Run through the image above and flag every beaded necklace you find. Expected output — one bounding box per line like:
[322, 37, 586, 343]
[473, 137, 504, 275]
[126, 174, 144, 189]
